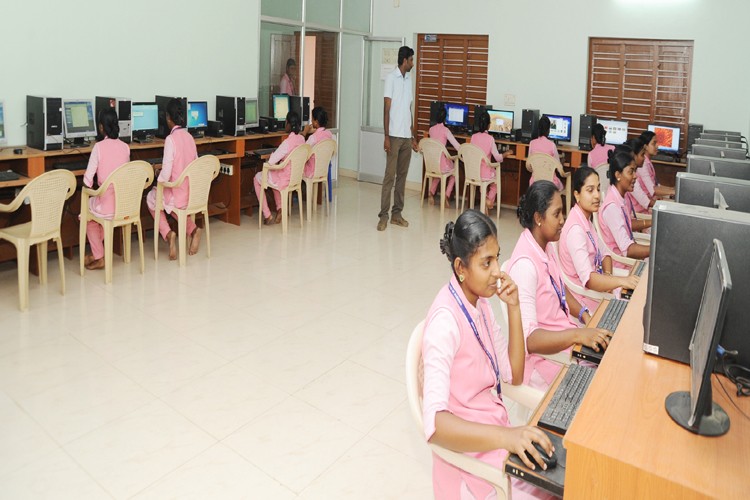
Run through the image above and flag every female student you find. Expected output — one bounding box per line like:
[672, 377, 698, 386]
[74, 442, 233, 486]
[528, 116, 564, 190]
[587, 123, 614, 168]
[626, 136, 655, 214]
[639, 130, 676, 199]
[507, 181, 610, 389]
[253, 110, 305, 225]
[598, 150, 651, 265]
[469, 110, 506, 211]
[427, 106, 461, 207]
[82, 108, 131, 270]
[559, 167, 640, 313]
[302, 107, 333, 178]
[423, 209, 555, 500]
[146, 99, 200, 261]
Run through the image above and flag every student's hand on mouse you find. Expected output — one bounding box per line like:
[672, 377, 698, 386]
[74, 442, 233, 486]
[579, 328, 612, 352]
[507, 426, 554, 471]
[621, 274, 640, 290]
[495, 272, 519, 307]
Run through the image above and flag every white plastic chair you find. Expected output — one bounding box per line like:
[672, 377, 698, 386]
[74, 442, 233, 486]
[419, 137, 458, 216]
[79, 161, 154, 284]
[0, 170, 76, 311]
[258, 144, 310, 234]
[595, 163, 610, 199]
[303, 139, 336, 222]
[458, 143, 501, 219]
[527, 152, 572, 214]
[592, 214, 639, 267]
[153, 155, 220, 266]
[550, 241, 615, 304]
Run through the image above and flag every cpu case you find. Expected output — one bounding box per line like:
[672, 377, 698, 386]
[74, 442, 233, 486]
[521, 109, 540, 143]
[578, 114, 597, 151]
[26, 96, 63, 151]
[216, 96, 246, 137]
[95, 97, 132, 143]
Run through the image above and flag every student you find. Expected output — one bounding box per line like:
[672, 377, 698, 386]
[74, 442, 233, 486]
[587, 123, 614, 168]
[626, 137, 654, 214]
[559, 167, 640, 313]
[427, 106, 461, 207]
[253, 110, 305, 225]
[146, 98, 200, 261]
[598, 150, 651, 265]
[528, 116, 564, 190]
[279, 58, 297, 95]
[302, 106, 333, 178]
[639, 130, 676, 199]
[423, 209, 555, 500]
[469, 109, 506, 211]
[82, 108, 130, 270]
[507, 181, 611, 389]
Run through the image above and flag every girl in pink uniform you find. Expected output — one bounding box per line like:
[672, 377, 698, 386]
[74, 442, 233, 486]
[639, 130, 675, 199]
[146, 99, 200, 261]
[507, 181, 611, 390]
[469, 110, 506, 211]
[82, 108, 131, 270]
[528, 116, 564, 190]
[302, 107, 333, 178]
[423, 210, 555, 500]
[427, 106, 461, 207]
[253, 111, 305, 225]
[559, 167, 640, 313]
[597, 150, 651, 265]
[587, 123, 614, 168]
[626, 137, 655, 214]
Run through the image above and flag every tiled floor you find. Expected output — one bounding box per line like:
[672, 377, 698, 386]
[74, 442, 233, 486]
[0, 178, 523, 499]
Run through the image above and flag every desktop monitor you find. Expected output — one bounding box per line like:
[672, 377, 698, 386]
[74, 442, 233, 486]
[648, 124, 681, 153]
[598, 119, 628, 145]
[187, 101, 208, 136]
[245, 98, 259, 128]
[665, 238, 731, 436]
[487, 110, 514, 136]
[543, 114, 572, 142]
[700, 133, 744, 143]
[131, 102, 159, 140]
[443, 103, 469, 129]
[691, 144, 748, 161]
[675, 173, 750, 214]
[694, 138, 745, 150]
[686, 154, 750, 180]
[272, 94, 290, 122]
[62, 99, 96, 142]
[0, 100, 5, 147]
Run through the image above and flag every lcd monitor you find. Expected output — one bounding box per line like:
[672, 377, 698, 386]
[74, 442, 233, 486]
[487, 109, 514, 136]
[686, 154, 750, 180]
[544, 114, 572, 142]
[598, 119, 628, 145]
[676, 172, 750, 214]
[272, 94, 290, 122]
[187, 101, 208, 135]
[648, 124, 681, 153]
[62, 99, 96, 142]
[131, 102, 159, 140]
[443, 103, 469, 129]
[691, 144, 748, 160]
[245, 98, 259, 128]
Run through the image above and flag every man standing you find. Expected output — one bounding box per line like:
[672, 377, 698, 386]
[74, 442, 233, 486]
[378, 46, 418, 231]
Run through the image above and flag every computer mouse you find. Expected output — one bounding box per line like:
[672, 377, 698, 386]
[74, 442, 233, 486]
[524, 441, 557, 470]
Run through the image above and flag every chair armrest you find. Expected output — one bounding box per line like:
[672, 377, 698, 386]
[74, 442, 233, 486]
[429, 445, 508, 495]
[263, 161, 288, 171]
[502, 383, 545, 412]
[541, 351, 572, 366]
[635, 212, 652, 221]
[610, 252, 637, 267]
[0, 191, 27, 213]
[82, 185, 104, 197]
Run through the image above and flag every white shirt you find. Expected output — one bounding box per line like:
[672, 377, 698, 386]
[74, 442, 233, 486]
[384, 67, 413, 139]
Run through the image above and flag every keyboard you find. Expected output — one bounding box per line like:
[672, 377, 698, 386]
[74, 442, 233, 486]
[596, 298, 628, 332]
[652, 153, 677, 162]
[53, 160, 88, 171]
[199, 149, 230, 157]
[253, 147, 276, 157]
[538, 364, 596, 435]
[0, 170, 21, 182]
[632, 260, 646, 277]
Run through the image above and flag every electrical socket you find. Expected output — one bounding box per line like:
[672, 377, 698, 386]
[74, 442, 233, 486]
[219, 163, 234, 176]
[504, 94, 516, 107]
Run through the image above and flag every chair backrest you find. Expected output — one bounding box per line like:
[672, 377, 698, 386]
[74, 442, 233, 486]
[174, 155, 220, 211]
[458, 143, 490, 183]
[20, 170, 77, 238]
[595, 163, 610, 198]
[286, 144, 311, 189]
[102, 161, 154, 221]
[420, 138, 452, 176]
[527, 152, 562, 183]
[309, 139, 336, 180]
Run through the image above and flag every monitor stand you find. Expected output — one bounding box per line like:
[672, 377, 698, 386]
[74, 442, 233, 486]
[66, 137, 91, 148]
[665, 391, 730, 436]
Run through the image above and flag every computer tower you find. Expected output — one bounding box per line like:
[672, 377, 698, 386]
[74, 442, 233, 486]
[289, 96, 310, 123]
[259, 117, 277, 132]
[521, 109, 540, 143]
[578, 114, 596, 151]
[95, 97, 132, 143]
[26, 95, 63, 151]
[155, 96, 187, 139]
[216, 96, 246, 137]
[687, 123, 703, 152]
[207, 120, 223, 138]
[472, 104, 492, 133]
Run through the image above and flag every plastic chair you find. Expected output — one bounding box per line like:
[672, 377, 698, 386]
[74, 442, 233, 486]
[595, 163, 610, 199]
[79, 161, 154, 284]
[153, 155, 220, 267]
[458, 143, 501, 219]
[405, 320, 544, 500]
[527, 152, 572, 214]
[419, 138, 458, 216]
[592, 214, 639, 268]
[258, 144, 310, 234]
[303, 139, 336, 222]
[0, 170, 76, 311]
[550, 241, 615, 304]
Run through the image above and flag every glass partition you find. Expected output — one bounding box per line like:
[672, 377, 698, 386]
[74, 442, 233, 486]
[306, 0, 340, 29]
[343, 0, 370, 32]
[259, 22, 300, 118]
[261, 0, 303, 21]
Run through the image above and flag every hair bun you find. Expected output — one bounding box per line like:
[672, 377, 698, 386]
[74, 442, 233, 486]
[516, 195, 527, 220]
[439, 221, 455, 261]
[607, 149, 615, 162]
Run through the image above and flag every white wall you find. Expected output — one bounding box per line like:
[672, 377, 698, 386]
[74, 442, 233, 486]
[1, 0, 261, 146]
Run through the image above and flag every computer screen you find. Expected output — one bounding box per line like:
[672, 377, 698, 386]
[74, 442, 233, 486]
[187, 101, 208, 129]
[0, 100, 6, 146]
[272, 94, 290, 122]
[62, 99, 96, 139]
[487, 110, 514, 136]
[598, 119, 629, 145]
[543, 114, 572, 142]
[443, 103, 469, 128]
[648, 124, 681, 153]
[132, 103, 159, 133]
[245, 98, 259, 127]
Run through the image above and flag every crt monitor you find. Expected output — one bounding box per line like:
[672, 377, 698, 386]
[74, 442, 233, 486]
[443, 103, 469, 128]
[543, 114, 572, 142]
[245, 98, 259, 128]
[665, 238, 731, 436]
[598, 119, 628, 145]
[648, 124, 681, 153]
[187, 101, 208, 131]
[675, 172, 750, 214]
[487, 110, 514, 136]
[131, 102, 159, 138]
[272, 94, 290, 122]
[62, 99, 96, 141]
[691, 144, 747, 160]
[0, 100, 5, 146]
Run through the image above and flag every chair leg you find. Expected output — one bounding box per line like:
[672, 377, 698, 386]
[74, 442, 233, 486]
[104, 221, 114, 284]
[470, 185, 476, 211]
[55, 236, 65, 296]
[306, 180, 313, 222]
[153, 205, 160, 260]
[312, 183, 318, 215]
[17, 243, 29, 311]
[439, 176, 446, 217]
[37, 241, 48, 285]
[420, 176, 428, 208]
[136, 220, 145, 274]
[203, 210, 211, 258]
[258, 186, 265, 229]
[461, 184, 467, 213]
[178, 211, 188, 267]
[479, 185, 487, 214]
[298, 188, 304, 228]
[122, 224, 132, 264]
[281, 190, 288, 235]
[79, 215, 87, 277]
[324, 181, 330, 216]
[454, 175, 459, 215]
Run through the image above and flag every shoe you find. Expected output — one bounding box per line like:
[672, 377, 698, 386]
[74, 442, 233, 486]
[377, 218, 388, 231]
[391, 215, 409, 228]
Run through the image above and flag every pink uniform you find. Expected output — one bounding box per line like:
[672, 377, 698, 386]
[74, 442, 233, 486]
[422, 275, 553, 500]
[253, 132, 306, 219]
[304, 127, 333, 178]
[587, 143, 614, 168]
[598, 185, 635, 269]
[528, 136, 564, 191]
[469, 131, 504, 203]
[428, 123, 461, 197]
[146, 126, 199, 240]
[279, 73, 295, 95]
[507, 229, 577, 389]
[83, 138, 130, 260]
[630, 156, 657, 213]
[559, 204, 612, 313]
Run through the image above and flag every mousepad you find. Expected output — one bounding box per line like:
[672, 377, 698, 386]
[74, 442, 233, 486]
[505, 430, 566, 498]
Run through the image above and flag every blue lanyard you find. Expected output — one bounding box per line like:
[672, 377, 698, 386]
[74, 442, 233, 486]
[620, 207, 634, 239]
[448, 283, 501, 395]
[545, 263, 568, 314]
[585, 230, 603, 274]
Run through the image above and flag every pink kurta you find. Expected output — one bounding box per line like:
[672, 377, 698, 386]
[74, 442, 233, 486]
[158, 126, 198, 213]
[598, 185, 635, 268]
[587, 144, 614, 169]
[279, 73, 295, 95]
[267, 132, 306, 189]
[83, 138, 130, 218]
[429, 123, 461, 174]
[469, 131, 504, 180]
[528, 136, 564, 190]
[304, 127, 333, 178]
[507, 230, 576, 389]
